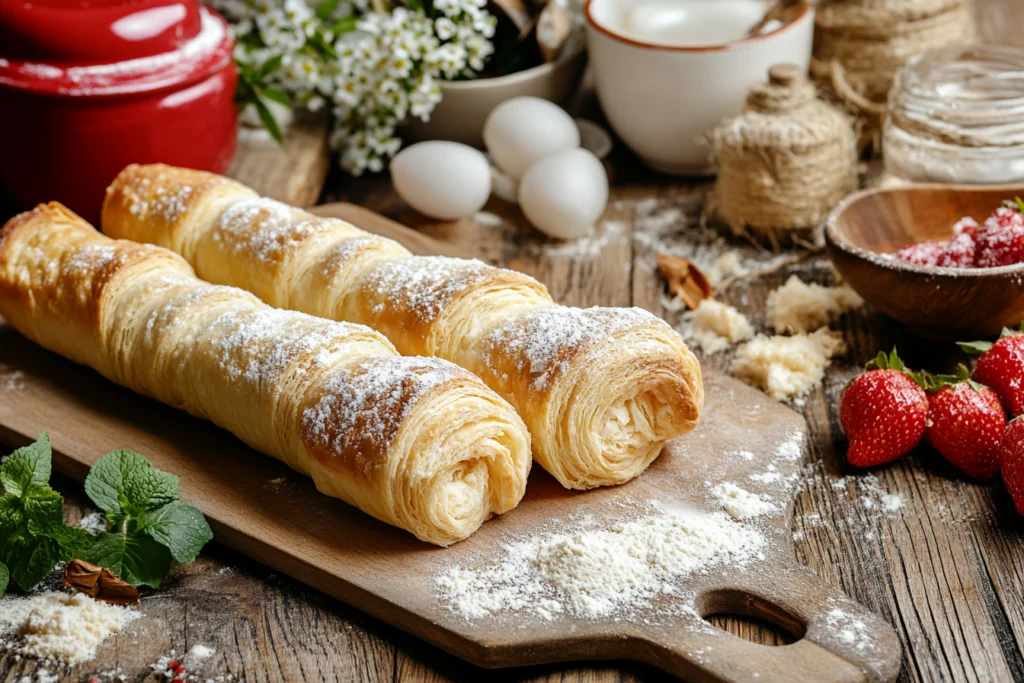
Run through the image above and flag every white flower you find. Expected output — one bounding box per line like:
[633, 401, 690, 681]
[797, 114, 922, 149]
[231, 0, 497, 174]
[435, 17, 456, 40]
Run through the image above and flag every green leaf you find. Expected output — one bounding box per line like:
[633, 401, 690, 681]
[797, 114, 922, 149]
[331, 15, 358, 34]
[888, 349, 904, 372]
[253, 97, 284, 145]
[0, 561, 8, 597]
[48, 526, 97, 562]
[1016, 197, 1024, 214]
[24, 488, 64, 536]
[139, 501, 213, 564]
[85, 450, 178, 517]
[316, 0, 342, 22]
[85, 532, 173, 589]
[0, 497, 25, 538]
[257, 54, 285, 80]
[306, 34, 338, 61]
[958, 340, 993, 355]
[0, 433, 51, 497]
[4, 535, 60, 592]
[262, 88, 291, 107]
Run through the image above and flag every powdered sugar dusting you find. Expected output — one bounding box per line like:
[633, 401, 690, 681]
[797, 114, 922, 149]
[302, 356, 464, 456]
[214, 197, 314, 262]
[436, 503, 765, 621]
[362, 256, 500, 323]
[483, 306, 663, 390]
[209, 307, 372, 387]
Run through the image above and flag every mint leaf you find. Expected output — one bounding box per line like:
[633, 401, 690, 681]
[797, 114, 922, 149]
[85, 532, 172, 589]
[0, 561, 8, 597]
[0, 433, 51, 497]
[3, 535, 60, 592]
[85, 450, 178, 517]
[48, 526, 96, 562]
[24, 488, 64, 536]
[139, 501, 213, 564]
[0, 497, 24, 538]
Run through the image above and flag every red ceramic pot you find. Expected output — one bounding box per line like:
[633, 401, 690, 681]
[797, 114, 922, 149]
[0, 0, 238, 224]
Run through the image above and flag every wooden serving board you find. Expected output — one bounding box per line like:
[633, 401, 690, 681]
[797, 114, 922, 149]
[0, 205, 902, 682]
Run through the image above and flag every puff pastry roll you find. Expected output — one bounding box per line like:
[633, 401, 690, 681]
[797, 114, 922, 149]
[0, 203, 531, 546]
[103, 164, 704, 489]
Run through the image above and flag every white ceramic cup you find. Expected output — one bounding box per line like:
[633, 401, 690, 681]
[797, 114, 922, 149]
[584, 0, 814, 175]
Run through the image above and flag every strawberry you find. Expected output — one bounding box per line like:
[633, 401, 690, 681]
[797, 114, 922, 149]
[974, 201, 1024, 267]
[936, 230, 976, 268]
[953, 216, 980, 239]
[925, 366, 1007, 481]
[959, 326, 1024, 417]
[894, 241, 944, 267]
[1000, 416, 1024, 515]
[840, 349, 928, 468]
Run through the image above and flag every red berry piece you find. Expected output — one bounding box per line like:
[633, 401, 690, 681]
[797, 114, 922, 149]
[960, 328, 1024, 417]
[953, 216, 980, 239]
[1001, 416, 1024, 515]
[975, 205, 1024, 267]
[840, 349, 928, 467]
[925, 367, 1007, 480]
[936, 230, 976, 267]
[894, 241, 944, 267]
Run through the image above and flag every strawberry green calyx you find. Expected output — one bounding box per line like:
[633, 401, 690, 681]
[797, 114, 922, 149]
[863, 348, 926, 389]
[925, 364, 987, 394]
[1016, 197, 1024, 214]
[960, 323, 1024, 355]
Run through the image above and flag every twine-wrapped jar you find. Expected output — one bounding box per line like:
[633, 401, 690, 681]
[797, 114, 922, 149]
[710, 64, 859, 248]
[812, 0, 975, 127]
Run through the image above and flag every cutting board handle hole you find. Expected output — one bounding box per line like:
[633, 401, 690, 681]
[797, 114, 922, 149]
[696, 589, 806, 646]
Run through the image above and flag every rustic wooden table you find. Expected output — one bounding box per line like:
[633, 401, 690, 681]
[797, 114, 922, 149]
[3, 1, 1024, 681]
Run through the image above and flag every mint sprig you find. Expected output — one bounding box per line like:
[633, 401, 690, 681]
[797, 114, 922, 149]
[83, 451, 212, 587]
[0, 434, 80, 594]
[0, 434, 213, 596]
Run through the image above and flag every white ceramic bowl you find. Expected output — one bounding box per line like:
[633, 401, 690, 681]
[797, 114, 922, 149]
[584, 0, 814, 175]
[404, 31, 588, 148]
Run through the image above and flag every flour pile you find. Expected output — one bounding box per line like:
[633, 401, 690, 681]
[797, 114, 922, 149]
[0, 591, 138, 665]
[436, 503, 765, 621]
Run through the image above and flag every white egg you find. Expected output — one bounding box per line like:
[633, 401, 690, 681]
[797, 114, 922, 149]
[518, 148, 609, 240]
[390, 141, 491, 220]
[483, 97, 581, 180]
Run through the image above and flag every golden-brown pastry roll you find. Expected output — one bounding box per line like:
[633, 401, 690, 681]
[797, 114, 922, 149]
[103, 164, 704, 489]
[0, 203, 530, 546]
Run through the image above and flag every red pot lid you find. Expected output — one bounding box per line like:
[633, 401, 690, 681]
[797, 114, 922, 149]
[0, 0, 234, 97]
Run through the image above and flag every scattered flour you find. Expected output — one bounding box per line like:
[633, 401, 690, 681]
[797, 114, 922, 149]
[706, 251, 748, 287]
[4, 370, 25, 391]
[767, 276, 863, 334]
[0, 592, 138, 665]
[77, 512, 107, 535]
[731, 328, 846, 401]
[824, 600, 876, 653]
[682, 300, 754, 354]
[183, 643, 216, 668]
[436, 503, 765, 621]
[748, 463, 782, 485]
[709, 482, 778, 519]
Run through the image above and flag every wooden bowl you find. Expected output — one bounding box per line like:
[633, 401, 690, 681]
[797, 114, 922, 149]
[825, 182, 1024, 340]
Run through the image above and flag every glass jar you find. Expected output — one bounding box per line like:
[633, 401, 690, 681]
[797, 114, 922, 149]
[883, 45, 1024, 184]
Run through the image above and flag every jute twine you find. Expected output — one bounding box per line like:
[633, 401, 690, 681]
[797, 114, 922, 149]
[811, 0, 975, 147]
[709, 64, 859, 249]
